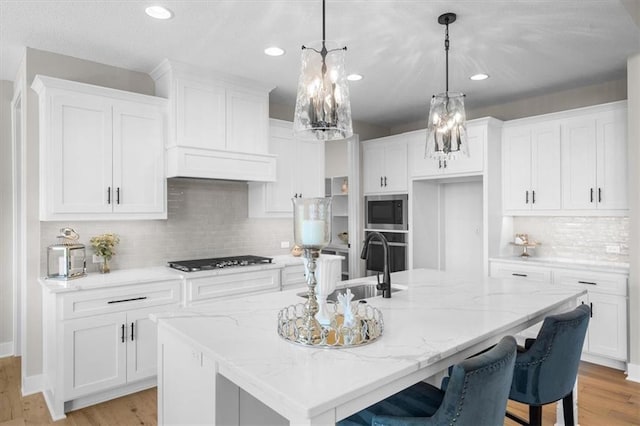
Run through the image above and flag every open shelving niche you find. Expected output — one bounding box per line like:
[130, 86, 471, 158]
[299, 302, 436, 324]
[322, 176, 351, 280]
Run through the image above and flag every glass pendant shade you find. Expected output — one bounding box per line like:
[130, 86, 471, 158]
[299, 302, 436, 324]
[292, 197, 332, 249]
[426, 91, 468, 159]
[293, 41, 353, 141]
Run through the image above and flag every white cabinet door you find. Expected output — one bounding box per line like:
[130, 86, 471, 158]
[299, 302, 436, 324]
[562, 117, 598, 210]
[63, 313, 127, 399]
[503, 126, 532, 211]
[50, 93, 113, 214]
[112, 101, 165, 214]
[503, 123, 561, 213]
[363, 137, 407, 194]
[445, 123, 485, 175]
[587, 292, 627, 360]
[226, 88, 269, 154]
[298, 139, 325, 198]
[530, 123, 561, 210]
[363, 142, 386, 194]
[175, 78, 226, 150]
[562, 106, 627, 212]
[383, 141, 408, 193]
[408, 131, 441, 178]
[252, 119, 325, 217]
[596, 109, 627, 210]
[126, 309, 161, 383]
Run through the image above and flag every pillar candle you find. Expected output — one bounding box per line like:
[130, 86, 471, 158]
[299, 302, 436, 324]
[301, 220, 325, 246]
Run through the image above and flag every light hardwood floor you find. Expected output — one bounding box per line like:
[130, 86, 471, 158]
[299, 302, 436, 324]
[1, 356, 639, 425]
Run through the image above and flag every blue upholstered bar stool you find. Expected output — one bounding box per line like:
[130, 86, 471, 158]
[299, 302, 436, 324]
[338, 335, 517, 426]
[506, 304, 591, 426]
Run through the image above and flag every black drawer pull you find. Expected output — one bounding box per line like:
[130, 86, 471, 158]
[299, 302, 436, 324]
[578, 281, 597, 286]
[131, 322, 135, 341]
[108, 296, 148, 304]
[512, 273, 528, 277]
[121, 324, 125, 343]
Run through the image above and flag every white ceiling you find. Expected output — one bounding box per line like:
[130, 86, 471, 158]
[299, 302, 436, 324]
[1, 0, 639, 128]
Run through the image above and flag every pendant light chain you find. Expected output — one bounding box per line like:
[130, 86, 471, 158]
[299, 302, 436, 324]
[444, 18, 449, 93]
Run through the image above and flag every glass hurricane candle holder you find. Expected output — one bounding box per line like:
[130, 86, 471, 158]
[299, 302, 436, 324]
[292, 197, 332, 344]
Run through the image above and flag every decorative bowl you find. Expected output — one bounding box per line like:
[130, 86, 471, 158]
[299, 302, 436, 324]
[337, 232, 349, 244]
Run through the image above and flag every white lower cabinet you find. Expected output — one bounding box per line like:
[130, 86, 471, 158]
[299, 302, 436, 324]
[489, 259, 628, 369]
[185, 268, 281, 305]
[281, 263, 307, 291]
[42, 278, 182, 420]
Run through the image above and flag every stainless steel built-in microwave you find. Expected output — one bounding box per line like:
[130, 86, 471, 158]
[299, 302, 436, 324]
[365, 194, 408, 231]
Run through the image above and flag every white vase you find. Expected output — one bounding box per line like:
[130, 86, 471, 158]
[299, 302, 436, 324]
[311, 257, 341, 326]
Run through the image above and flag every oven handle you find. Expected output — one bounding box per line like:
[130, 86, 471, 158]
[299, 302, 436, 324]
[367, 241, 407, 247]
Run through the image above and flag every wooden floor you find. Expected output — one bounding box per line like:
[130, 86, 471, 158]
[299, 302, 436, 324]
[1, 356, 639, 425]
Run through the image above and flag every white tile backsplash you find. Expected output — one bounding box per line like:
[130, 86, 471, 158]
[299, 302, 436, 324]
[40, 178, 293, 273]
[512, 216, 629, 263]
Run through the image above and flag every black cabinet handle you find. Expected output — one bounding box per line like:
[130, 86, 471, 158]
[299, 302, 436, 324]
[116, 187, 120, 204]
[121, 324, 125, 343]
[590, 188, 594, 203]
[107, 187, 111, 204]
[598, 188, 602, 203]
[512, 273, 528, 277]
[532, 190, 536, 204]
[380, 176, 383, 187]
[300, 193, 302, 198]
[108, 296, 148, 304]
[443, 159, 447, 169]
[131, 322, 135, 341]
[578, 280, 597, 286]
[384, 176, 387, 187]
[590, 302, 593, 318]
[525, 191, 529, 204]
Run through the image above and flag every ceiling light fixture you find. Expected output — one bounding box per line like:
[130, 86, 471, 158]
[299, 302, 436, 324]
[293, 0, 353, 141]
[145, 5, 173, 20]
[347, 74, 363, 81]
[264, 46, 285, 57]
[426, 12, 468, 161]
[470, 73, 489, 81]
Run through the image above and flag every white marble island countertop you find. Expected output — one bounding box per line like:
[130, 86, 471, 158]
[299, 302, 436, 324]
[154, 268, 587, 424]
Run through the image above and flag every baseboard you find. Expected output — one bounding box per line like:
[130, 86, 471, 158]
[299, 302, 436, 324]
[580, 352, 626, 371]
[627, 362, 640, 383]
[22, 373, 43, 396]
[0, 341, 14, 357]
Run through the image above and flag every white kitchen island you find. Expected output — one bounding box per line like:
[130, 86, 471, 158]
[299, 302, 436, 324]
[153, 268, 586, 425]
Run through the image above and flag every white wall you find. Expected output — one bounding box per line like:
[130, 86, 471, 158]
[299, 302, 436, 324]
[0, 80, 13, 355]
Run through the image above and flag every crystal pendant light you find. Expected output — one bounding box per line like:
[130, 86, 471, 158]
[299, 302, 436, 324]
[426, 13, 468, 160]
[293, 0, 353, 141]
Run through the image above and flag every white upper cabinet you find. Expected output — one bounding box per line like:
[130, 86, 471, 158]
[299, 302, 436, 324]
[151, 59, 276, 182]
[503, 122, 562, 213]
[248, 119, 325, 218]
[410, 119, 487, 178]
[32, 75, 167, 221]
[561, 104, 628, 212]
[362, 136, 407, 195]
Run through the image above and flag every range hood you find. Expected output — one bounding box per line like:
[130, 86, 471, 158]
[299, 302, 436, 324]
[151, 59, 277, 182]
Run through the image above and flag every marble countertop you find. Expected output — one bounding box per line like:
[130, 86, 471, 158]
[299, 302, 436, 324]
[490, 256, 629, 274]
[153, 268, 586, 422]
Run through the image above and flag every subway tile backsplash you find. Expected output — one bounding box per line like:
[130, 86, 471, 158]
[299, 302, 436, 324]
[40, 178, 293, 273]
[512, 216, 629, 264]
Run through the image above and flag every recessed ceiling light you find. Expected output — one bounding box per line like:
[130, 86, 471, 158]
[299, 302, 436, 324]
[145, 6, 173, 20]
[347, 74, 363, 81]
[264, 47, 285, 57]
[470, 73, 489, 81]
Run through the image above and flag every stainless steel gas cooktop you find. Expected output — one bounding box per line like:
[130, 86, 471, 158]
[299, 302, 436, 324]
[167, 255, 273, 273]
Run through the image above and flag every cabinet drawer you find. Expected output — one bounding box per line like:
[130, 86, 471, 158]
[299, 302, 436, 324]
[186, 269, 280, 305]
[62, 280, 182, 320]
[281, 264, 307, 289]
[553, 269, 627, 296]
[490, 262, 552, 283]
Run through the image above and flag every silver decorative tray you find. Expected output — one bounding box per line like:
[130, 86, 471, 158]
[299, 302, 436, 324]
[277, 302, 384, 348]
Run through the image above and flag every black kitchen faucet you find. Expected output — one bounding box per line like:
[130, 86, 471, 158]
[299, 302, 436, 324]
[360, 232, 392, 298]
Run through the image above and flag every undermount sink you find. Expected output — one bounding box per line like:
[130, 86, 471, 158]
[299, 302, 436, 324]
[297, 283, 404, 302]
